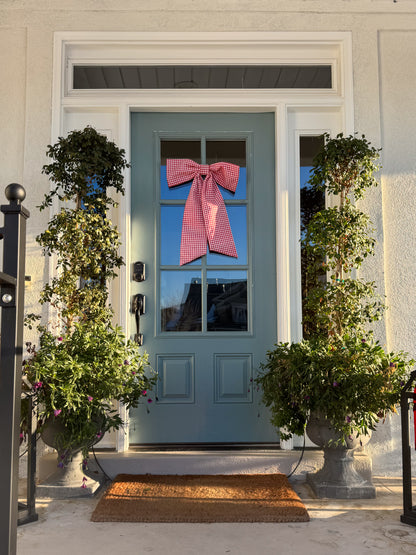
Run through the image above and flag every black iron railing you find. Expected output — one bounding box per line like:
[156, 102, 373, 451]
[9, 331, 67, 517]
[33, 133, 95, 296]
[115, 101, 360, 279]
[401, 369, 416, 526]
[18, 391, 37, 526]
[0, 184, 30, 554]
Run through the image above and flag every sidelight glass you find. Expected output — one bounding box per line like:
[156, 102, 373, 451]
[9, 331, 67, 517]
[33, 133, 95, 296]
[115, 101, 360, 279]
[300, 135, 325, 337]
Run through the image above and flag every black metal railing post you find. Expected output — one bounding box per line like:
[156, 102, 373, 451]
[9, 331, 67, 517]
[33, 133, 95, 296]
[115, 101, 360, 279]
[17, 390, 38, 526]
[0, 184, 29, 555]
[401, 369, 416, 526]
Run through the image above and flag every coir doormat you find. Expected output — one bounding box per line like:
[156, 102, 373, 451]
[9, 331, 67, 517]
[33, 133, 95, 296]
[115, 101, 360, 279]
[91, 473, 309, 523]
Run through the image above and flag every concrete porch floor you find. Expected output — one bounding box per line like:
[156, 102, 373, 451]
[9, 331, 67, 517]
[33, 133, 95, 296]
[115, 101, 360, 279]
[16, 450, 416, 555]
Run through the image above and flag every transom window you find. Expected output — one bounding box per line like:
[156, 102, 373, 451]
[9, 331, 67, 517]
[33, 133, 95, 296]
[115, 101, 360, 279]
[73, 65, 332, 90]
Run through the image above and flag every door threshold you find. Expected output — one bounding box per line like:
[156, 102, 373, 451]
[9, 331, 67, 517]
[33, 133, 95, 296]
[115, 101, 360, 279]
[128, 443, 280, 452]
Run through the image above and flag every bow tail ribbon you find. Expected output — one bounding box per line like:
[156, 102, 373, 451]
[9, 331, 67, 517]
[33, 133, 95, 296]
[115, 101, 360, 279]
[167, 160, 239, 265]
[201, 173, 238, 260]
[181, 174, 209, 265]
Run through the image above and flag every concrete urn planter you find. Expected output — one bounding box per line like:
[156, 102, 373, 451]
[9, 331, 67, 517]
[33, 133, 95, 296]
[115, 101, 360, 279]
[36, 417, 103, 499]
[305, 412, 376, 499]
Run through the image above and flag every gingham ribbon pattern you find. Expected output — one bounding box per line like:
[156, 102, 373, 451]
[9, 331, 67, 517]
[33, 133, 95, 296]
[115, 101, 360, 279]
[166, 159, 240, 265]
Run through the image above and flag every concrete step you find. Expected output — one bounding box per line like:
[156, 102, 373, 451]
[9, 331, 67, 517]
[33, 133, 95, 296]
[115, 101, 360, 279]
[39, 449, 372, 483]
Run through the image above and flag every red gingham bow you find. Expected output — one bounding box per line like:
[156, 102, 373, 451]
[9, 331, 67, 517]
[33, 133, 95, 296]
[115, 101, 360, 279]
[166, 159, 240, 265]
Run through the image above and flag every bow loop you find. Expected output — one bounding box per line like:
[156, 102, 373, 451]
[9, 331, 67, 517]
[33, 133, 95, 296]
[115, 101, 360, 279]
[166, 159, 201, 187]
[209, 162, 239, 193]
[166, 159, 240, 265]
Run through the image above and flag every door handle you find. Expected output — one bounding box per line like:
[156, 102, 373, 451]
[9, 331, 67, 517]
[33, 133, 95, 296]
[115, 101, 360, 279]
[132, 294, 145, 346]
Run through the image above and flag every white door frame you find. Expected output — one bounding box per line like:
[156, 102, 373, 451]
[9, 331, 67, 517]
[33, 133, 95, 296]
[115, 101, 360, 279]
[52, 31, 353, 451]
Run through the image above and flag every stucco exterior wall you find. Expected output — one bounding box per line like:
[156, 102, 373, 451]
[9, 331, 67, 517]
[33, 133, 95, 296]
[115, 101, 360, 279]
[2, 0, 416, 475]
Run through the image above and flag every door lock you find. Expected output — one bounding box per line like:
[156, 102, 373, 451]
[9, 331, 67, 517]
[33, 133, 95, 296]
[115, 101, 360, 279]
[133, 261, 146, 282]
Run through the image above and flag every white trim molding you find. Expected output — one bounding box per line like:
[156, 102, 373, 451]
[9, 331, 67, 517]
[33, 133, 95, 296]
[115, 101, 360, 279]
[52, 31, 354, 451]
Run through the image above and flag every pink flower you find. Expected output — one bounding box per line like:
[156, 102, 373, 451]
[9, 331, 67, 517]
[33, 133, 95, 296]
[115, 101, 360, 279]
[147, 398, 153, 404]
[87, 396, 93, 402]
[33, 381, 43, 390]
[54, 409, 62, 417]
[58, 337, 63, 342]
[141, 390, 147, 396]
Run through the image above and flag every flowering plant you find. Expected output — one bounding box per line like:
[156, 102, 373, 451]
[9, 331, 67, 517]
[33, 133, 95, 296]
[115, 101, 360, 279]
[24, 127, 156, 459]
[24, 321, 154, 457]
[256, 134, 414, 442]
[258, 335, 410, 441]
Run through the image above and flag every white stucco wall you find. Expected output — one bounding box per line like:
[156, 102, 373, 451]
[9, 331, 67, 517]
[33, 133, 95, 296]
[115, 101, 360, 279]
[2, 0, 416, 475]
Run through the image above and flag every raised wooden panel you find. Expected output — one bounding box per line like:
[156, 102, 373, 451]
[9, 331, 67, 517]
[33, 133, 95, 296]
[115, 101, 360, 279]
[214, 354, 252, 404]
[156, 354, 195, 404]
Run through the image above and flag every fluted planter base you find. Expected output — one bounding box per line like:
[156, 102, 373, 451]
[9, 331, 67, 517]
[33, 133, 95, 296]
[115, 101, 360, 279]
[37, 451, 101, 499]
[306, 447, 376, 499]
[306, 413, 376, 499]
[37, 417, 103, 499]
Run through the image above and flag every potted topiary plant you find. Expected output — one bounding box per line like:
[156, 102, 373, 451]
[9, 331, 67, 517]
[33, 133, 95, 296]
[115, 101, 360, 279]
[24, 127, 156, 497]
[256, 133, 414, 498]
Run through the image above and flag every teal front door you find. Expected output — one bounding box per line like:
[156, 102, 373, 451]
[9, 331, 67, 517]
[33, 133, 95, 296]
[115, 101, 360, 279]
[129, 112, 278, 445]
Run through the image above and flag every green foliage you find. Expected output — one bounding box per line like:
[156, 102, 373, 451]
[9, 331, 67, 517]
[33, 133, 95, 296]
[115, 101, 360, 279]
[40, 126, 129, 210]
[24, 127, 155, 458]
[308, 132, 381, 200]
[33, 127, 129, 327]
[257, 133, 414, 442]
[258, 336, 410, 441]
[37, 205, 123, 324]
[24, 322, 156, 455]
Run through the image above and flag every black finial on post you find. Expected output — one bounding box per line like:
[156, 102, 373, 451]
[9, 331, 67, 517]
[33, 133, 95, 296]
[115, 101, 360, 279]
[5, 183, 26, 205]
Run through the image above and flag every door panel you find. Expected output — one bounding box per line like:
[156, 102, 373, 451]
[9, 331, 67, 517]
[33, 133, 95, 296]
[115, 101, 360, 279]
[130, 112, 278, 444]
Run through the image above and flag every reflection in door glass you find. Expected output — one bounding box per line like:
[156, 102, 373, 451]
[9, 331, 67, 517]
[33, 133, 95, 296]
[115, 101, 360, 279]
[161, 271, 202, 332]
[207, 271, 247, 331]
[206, 206, 247, 265]
[161, 140, 201, 200]
[206, 140, 246, 199]
[161, 206, 199, 266]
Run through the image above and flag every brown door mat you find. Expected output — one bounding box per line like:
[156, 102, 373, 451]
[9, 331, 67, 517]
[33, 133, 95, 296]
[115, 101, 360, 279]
[91, 473, 309, 523]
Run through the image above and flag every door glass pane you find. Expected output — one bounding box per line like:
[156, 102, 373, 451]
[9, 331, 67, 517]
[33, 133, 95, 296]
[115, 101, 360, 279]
[161, 140, 201, 199]
[161, 271, 201, 332]
[207, 271, 248, 331]
[161, 206, 199, 266]
[206, 140, 246, 199]
[207, 206, 247, 265]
